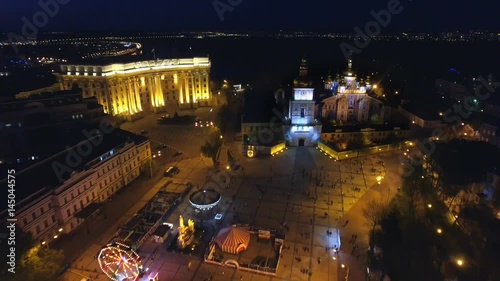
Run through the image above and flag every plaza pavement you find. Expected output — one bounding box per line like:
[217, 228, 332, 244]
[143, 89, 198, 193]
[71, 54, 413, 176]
[120, 108, 216, 159]
[57, 114, 406, 281]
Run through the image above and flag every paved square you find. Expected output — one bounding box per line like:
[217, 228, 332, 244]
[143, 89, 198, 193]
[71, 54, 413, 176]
[60, 143, 404, 281]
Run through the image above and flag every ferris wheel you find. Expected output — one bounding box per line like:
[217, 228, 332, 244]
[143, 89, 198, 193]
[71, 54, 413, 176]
[98, 242, 143, 281]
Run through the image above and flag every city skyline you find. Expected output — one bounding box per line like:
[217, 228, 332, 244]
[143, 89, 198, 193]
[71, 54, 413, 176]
[1, 1, 500, 281]
[1, 0, 500, 33]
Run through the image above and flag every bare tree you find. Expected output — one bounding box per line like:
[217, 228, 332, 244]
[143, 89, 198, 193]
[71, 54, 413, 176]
[363, 199, 388, 240]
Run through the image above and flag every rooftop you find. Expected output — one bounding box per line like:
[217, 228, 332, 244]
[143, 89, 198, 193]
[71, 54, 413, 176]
[322, 123, 410, 133]
[56, 57, 210, 76]
[430, 139, 500, 184]
[2, 90, 101, 112]
[400, 102, 446, 120]
[0, 127, 148, 210]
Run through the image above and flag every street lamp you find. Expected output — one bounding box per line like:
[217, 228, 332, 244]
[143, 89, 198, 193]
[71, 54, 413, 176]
[427, 204, 432, 208]
[437, 228, 442, 234]
[456, 259, 464, 266]
[341, 264, 350, 281]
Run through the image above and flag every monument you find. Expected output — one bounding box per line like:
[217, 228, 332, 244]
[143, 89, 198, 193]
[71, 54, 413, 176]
[177, 215, 195, 249]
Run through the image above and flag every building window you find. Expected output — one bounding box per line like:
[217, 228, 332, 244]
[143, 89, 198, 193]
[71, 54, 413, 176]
[23, 218, 28, 226]
[51, 215, 56, 223]
[32, 213, 36, 220]
[300, 108, 305, 117]
[36, 225, 41, 234]
[44, 220, 49, 228]
[67, 210, 71, 217]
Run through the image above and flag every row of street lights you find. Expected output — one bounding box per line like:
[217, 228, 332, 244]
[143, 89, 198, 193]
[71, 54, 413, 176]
[41, 228, 64, 248]
[427, 203, 465, 268]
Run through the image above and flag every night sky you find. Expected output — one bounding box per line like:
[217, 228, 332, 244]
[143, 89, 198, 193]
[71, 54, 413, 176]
[1, 0, 499, 32]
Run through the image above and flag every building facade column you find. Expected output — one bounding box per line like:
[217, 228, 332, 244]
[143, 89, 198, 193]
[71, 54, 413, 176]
[147, 76, 155, 108]
[132, 77, 142, 111]
[204, 70, 211, 101]
[191, 73, 196, 104]
[103, 84, 112, 114]
[125, 78, 135, 114]
[197, 72, 203, 101]
[178, 73, 184, 104]
[184, 73, 190, 104]
[155, 74, 164, 106]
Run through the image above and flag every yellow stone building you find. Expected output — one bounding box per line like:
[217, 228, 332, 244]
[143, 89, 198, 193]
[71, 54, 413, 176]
[54, 57, 211, 119]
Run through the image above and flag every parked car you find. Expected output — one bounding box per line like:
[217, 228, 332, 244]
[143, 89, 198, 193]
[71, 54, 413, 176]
[164, 166, 180, 177]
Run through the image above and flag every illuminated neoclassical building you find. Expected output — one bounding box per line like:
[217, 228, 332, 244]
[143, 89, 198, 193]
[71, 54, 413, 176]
[321, 59, 385, 123]
[54, 57, 212, 119]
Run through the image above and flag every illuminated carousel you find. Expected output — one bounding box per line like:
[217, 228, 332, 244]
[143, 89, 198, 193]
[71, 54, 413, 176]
[189, 189, 221, 211]
[98, 242, 158, 281]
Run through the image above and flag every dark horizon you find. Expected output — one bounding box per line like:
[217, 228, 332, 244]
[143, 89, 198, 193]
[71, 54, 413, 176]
[3, 29, 500, 35]
[1, 0, 500, 33]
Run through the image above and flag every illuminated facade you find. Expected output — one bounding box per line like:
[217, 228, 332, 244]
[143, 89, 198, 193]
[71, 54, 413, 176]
[0, 134, 151, 245]
[321, 59, 385, 123]
[286, 59, 322, 146]
[55, 57, 212, 119]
